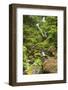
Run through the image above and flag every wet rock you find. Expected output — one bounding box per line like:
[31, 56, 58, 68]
[43, 57, 57, 73]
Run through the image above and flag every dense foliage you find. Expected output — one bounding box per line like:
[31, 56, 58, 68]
[23, 15, 57, 75]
